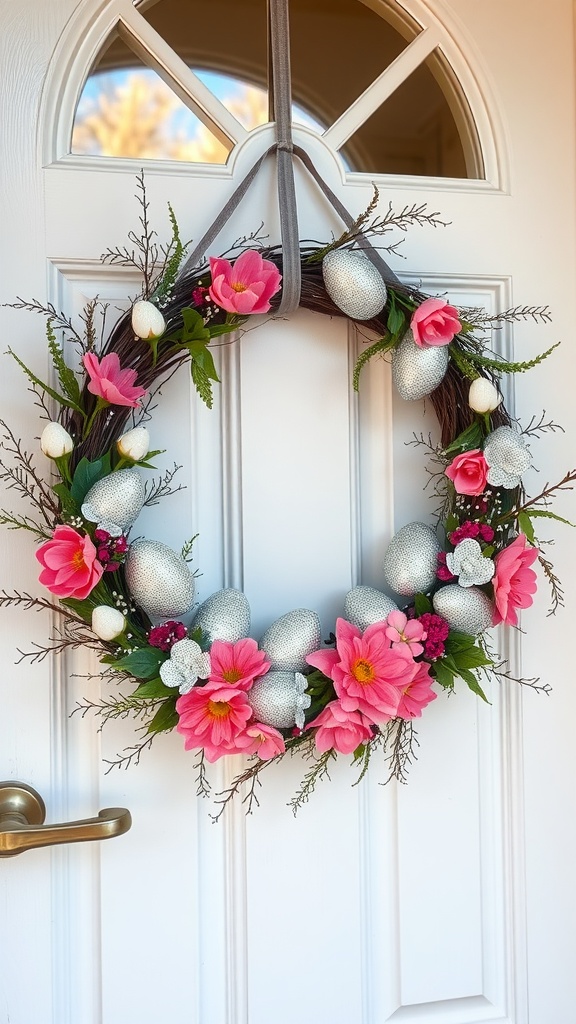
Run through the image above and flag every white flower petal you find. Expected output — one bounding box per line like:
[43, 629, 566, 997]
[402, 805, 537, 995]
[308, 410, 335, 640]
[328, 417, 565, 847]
[160, 660, 185, 689]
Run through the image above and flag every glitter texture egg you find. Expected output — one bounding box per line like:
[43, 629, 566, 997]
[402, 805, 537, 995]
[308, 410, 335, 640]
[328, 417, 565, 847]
[433, 584, 493, 636]
[125, 539, 195, 618]
[247, 671, 312, 730]
[81, 467, 145, 534]
[259, 609, 321, 672]
[344, 586, 398, 630]
[382, 522, 441, 597]
[392, 329, 449, 401]
[191, 588, 250, 643]
[322, 249, 387, 320]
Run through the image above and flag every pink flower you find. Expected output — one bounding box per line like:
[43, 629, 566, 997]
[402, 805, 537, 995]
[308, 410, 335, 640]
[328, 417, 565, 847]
[209, 250, 282, 315]
[396, 662, 437, 719]
[306, 618, 418, 723]
[83, 352, 147, 408]
[437, 551, 456, 582]
[310, 701, 373, 755]
[445, 449, 489, 496]
[241, 722, 285, 760]
[492, 534, 539, 627]
[410, 297, 462, 348]
[208, 638, 271, 691]
[385, 610, 426, 656]
[176, 682, 253, 762]
[36, 524, 104, 599]
[450, 520, 495, 545]
[417, 612, 450, 660]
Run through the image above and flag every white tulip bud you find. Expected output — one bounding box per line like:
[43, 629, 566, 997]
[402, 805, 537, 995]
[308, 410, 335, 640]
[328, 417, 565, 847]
[92, 605, 126, 641]
[131, 300, 166, 340]
[40, 421, 74, 458]
[468, 377, 502, 414]
[117, 426, 150, 462]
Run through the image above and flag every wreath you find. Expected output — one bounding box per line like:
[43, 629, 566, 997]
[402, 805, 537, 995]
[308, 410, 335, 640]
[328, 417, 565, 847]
[2, 174, 573, 817]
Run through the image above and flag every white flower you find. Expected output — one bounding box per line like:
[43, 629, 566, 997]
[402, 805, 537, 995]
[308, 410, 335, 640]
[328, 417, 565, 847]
[117, 426, 150, 462]
[446, 538, 495, 588]
[468, 377, 502, 413]
[91, 605, 126, 641]
[40, 421, 74, 458]
[159, 638, 211, 695]
[484, 426, 531, 489]
[294, 671, 312, 729]
[131, 300, 166, 340]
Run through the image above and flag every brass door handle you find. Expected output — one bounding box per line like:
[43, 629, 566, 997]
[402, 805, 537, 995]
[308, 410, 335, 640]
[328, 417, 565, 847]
[0, 782, 131, 857]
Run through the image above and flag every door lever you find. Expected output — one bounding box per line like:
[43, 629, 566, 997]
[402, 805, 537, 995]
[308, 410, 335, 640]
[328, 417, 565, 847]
[0, 782, 131, 857]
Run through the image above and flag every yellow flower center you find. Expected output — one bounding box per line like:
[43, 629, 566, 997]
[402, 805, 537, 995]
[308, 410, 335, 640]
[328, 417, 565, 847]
[207, 700, 230, 719]
[222, 667, 242, 683]
[232, 282, 248, 293]
[352, 658, 375, 684]
[71, 549, 85, 570]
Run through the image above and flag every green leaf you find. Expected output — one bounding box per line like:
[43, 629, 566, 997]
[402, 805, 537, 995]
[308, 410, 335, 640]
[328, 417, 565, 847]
[61, 595, 100, 621]
[191, 360, 214, 409]
[46, 320, 82, 406]
[146, 698, 179, 735]
[525, 508, 576, 529]
[7, 347, 84, 413]
[176, 306, 211, 344]
[111, 647, 167, 680]
[52, 482, 80, 515]
[444, 421, 483, 456]
[517, 510, 536, 544]
[208, 322, 241, 339]
[70, 455, 111, 505]
[431, 659, 456, 689]
[132, 677, 174, 699]
[463, 341, 560, 375]
[353, 336, 396, 391]
[458, 668, 490, 703]
[414, 592, 432, 615]
[386, 297, 405, 337]
[187, 341, 219, 382]
[445, 514, 459, 534]
[152, 203, 186, 304]
[452, 645, 493, 671]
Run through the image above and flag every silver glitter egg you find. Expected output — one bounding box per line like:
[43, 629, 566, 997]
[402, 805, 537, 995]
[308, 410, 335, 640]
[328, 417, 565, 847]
[125, 539, 195, 618]
[81, 467, 145, 535]
[344, 586, 398, 630]
[382, 522, 441, 597]
[247, 670, 312, 730]
[392, 329, 449, 401]
[191, 588, 250, 643]
[322, 248, 387, 320]
[484, 426, 531, 489]
[433, 584, 493, 636]
[259, 609, 322, 672]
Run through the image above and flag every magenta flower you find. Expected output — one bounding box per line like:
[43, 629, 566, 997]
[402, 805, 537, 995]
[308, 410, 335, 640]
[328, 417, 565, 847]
[242, 722, 286, 760]
[83, 352, 147, 408]
[310, 701, 373, 755]
[306, 618, 418, 723]
[396, 662, 437, 719]
[36, 524, 104, 599]
[209, 250, 282, 315]
[385, 610, 426, 656]
[208, 638, 271, 691]
[450, 521, 495, 545]
[437, 551, 456, 582]
[176, 682, 253, 762]
[411, 297, 462, 348]
[417, 612, 450, 660]
[492, 534, 539, 626]
[148, 620, 188, 652]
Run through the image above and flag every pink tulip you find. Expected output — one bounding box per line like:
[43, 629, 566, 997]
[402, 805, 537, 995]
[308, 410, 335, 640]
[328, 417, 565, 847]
[83, 352, 147, 408]
[411, 297, 461, 348]
[492, 534, 539, 626]
[209, 250, 282, 315]
[445, 449, 489, 496]
[36, 525, 104, 599]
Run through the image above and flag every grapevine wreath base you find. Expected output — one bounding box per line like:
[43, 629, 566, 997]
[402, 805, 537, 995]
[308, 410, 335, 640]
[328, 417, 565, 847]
[2, 176, 574, 817]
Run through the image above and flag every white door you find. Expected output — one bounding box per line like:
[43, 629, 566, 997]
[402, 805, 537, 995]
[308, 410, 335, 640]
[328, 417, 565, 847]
[1, 2, 575, 1022]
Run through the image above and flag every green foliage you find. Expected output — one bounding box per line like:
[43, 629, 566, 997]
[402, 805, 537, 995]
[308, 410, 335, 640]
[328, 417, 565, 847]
[166, 307, 220, 408]
[46, 320, 82, 407]
[435, 631, 493, 703]
[154, 203, 186, 304]
[7, 347, 84, 414]
[464, 341, 560, 374]
[353, 336, 397, 391]
[70, 454, 112, 505]
[444, 421, 483, 456]
[414, 592, 432, 615]
[52, 482, 80, 516]
[517, 510, 536, 544]
[146, 698, 179, 735]
[111, 646, 167, 680]
[524, 508, 575, 528]
[132, 676, 174, 699]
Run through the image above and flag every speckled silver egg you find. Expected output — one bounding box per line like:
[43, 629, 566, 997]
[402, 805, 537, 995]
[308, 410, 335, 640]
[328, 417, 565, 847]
[81, 467, 145, 534]
[125, 539, 195, 618]
[433, 584, 494, 636]
[382, 522, 441, 597]
[247, 671, 312, 730]
[322, 248, 387, 320]
[392, 329, 449, 401]
[259, 609, 321, 672]
[191, 588, 250, 643]
[344, 586, 398, 630]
